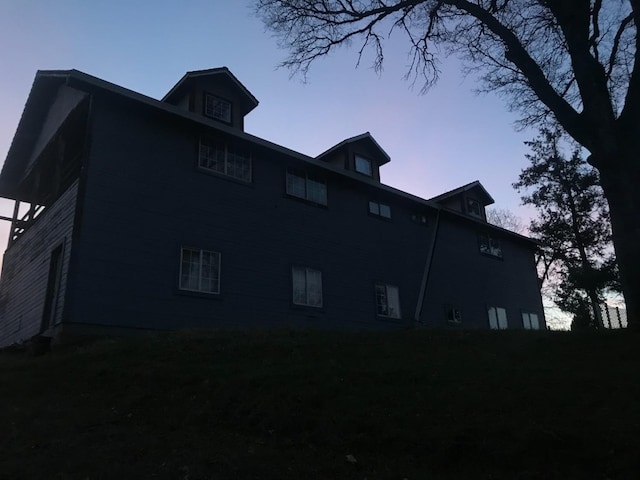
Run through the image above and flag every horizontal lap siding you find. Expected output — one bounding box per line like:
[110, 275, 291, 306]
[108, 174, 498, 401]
[67, 98, 434, 331]
[0, 180, 78, 346]
[421, 219, 544, 329]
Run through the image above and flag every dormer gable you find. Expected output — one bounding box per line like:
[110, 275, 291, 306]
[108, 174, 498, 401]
[162, 67, 258, 131]
[428, 180, 495, 221]
[316, 132, 390, 182]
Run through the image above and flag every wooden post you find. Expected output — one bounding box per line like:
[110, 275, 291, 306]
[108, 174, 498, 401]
[7, 200, 20, 248]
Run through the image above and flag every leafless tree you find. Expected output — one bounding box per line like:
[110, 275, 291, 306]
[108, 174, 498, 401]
[256, 1, 640, 329]
[485, 207, 525, 234]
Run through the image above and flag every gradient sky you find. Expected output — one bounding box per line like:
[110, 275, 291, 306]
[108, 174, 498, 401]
[0, 0, 538, 231]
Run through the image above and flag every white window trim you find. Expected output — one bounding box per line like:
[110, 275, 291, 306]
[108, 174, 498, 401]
[179, 247, 221, 294]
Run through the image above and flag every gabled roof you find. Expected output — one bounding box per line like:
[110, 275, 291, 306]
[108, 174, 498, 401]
[2, 68, 535, 246]
[162, 67, 259, 115]
[316, 132, 391, 165]
[428, 180, 495, 206]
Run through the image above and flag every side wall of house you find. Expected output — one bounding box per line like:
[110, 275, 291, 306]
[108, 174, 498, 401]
[0, 180, 78, 346]
[421, 217, 545, 329]
[63, 96, 435, 331]
[61, 93, 543, 333]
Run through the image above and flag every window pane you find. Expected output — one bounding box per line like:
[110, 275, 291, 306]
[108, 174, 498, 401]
[206, 95, 231, 122]
[199, 138, 225, 174]
[292, 266, 307, 305]
[306, 177, 327, 205]
[369, 201, 380, 215]
[286, 170, 306, 198]
[179, 248, 220, 294]
[522, 312, 531, 329]
[306, 269, 323, 307]
[488, 307, 499, 329]
[386, 285, 401, 318]
[497, 307, 508, 329]
[355, 155, 372, 176]
[379, 204, 391, 219]
[375, 284, 388, 315]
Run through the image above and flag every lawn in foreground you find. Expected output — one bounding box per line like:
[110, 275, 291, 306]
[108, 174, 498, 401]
[1, 329, 639, 479]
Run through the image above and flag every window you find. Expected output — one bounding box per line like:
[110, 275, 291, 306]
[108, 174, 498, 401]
[411, 213, 428, 225]
[179, 247, 221, 294]
[467, 198, 482, 218]
[199, 136, 251, 182]
[522, 312, 540, 330]
[479, 233, 503, 258]
[375, 284, 401, 318]
[355, 155, 373, 176]
[488, 306, 508, 329]
[286, 168, 327, 205]
[445, 305, 462, 324]
[369, 201, 391, 219]
[292, 266, 323, 307]
[204, 94, 231, 123]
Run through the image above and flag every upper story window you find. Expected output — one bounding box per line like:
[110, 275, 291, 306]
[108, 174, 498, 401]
[179, 247, 221, 294]
[204, 93, 231, 123]
[375, 283, 401, 318]
[199, 136, 251, 182]
[369, 201, 391, 219]
[355, 154, 373, 176]
[286, 167, 327, 205]
[479, 232, 503, 258]
[467, 198, 483, 218]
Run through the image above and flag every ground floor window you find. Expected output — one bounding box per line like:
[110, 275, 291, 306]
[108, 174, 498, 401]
[488, 306, 508, 329]
[375, 284, 401, 318]
[179, 247, 221, 294]
[292, 266, 323, 307]
[522, 312, 540, 330]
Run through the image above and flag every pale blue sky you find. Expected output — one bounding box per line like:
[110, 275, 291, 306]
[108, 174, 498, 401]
[0, 0, 537, 229]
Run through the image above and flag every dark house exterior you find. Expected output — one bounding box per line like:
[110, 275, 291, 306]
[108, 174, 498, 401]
[0, 68, 545, 346]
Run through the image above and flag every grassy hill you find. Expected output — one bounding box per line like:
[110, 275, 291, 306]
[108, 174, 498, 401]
[1, 329, 639, 479]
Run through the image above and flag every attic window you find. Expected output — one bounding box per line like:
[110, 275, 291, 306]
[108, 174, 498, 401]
[467, 198, 482, 218]
[204, 94, 231, 123]
[355, 155, 373, 176]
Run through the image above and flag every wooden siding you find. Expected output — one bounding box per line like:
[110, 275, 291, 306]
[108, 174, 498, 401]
[56, 94, 545, 333]
[64, 96, 436, 331]
[0, 180, 78, 346]
[421, 217, 544, 329]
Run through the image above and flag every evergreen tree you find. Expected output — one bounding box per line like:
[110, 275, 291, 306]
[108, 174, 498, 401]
[514, 129, 619, 329]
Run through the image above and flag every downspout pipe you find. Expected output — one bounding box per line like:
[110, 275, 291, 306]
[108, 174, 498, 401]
[414, 206, 442, 323]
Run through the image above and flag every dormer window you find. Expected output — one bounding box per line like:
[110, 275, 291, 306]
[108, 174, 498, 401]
[355, 154, 373, 176]
[466, 198, 482, 218]
[204, 93, 231, 123]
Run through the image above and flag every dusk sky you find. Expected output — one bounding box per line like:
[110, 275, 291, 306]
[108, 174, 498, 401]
[0, 0, 538, 235]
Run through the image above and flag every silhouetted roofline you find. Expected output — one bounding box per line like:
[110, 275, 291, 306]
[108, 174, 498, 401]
[161, 67, 259, 113]
[2, 69, 536, 247]
[316, 132, 391, 165]
[428, 180, 495, 206]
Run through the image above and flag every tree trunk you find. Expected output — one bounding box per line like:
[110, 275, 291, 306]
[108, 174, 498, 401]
[597, 157, 640, 330]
